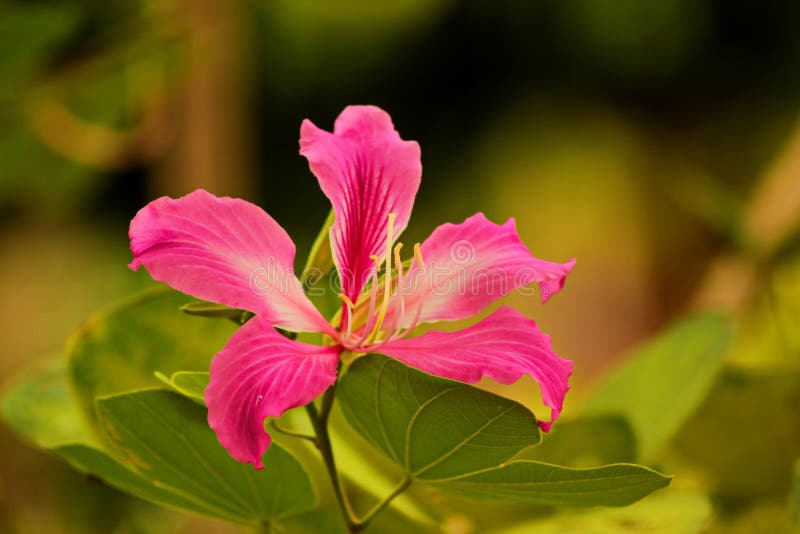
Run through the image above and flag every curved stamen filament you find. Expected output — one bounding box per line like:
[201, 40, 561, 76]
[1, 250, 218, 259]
[375, 243, 406, 345]
[337, 293, 357, 340]
[364, 213, 395, 344]
[351, 269, 379, 347]
[392, 296, 424, 342]
[381, 241, 424, 344]
[413, 243, 424, 267]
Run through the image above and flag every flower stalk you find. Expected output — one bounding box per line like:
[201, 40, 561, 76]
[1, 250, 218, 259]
[304, 384, 412, 532]
[304, 384, 358, 531]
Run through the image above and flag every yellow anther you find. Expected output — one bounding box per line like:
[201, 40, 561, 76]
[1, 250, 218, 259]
[413, 243, 424, 267]
[337, 293, 356, 310]
[369, 254, 381, 264]
[393, 242, 404, 271]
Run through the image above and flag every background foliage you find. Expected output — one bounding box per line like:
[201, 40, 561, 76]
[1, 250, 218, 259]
[1, 0, 800, 532]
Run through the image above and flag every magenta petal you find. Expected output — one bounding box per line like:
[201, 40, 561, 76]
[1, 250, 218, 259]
[393, 213, 575, 327]
[379, 306, 572, 432]
[299, 106, 422, 301]
[205, 316, 340, 468]
[129, 189, 332, 334]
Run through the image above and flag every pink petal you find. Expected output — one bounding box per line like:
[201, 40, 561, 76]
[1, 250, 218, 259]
[205, 316, 340, 469]
[393, 213, 575, 327]
[299, 105, 422, 301]
[379, 306, 572, 432]
[129, 189, 332, 334]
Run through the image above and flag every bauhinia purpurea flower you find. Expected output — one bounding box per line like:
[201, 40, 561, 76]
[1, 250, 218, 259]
[129, 106, 576, 469]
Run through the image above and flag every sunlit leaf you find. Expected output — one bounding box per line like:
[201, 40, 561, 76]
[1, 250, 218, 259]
[96, 389, 315, 525]
[584, 312, 733, 461]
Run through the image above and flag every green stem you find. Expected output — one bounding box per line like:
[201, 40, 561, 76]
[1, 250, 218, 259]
[305, 388, 359, 531]
[305, 384, 411, 532]
[355, 476, 413, 530]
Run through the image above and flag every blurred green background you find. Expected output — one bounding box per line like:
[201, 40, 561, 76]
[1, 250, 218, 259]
[1, 0, 799, 532]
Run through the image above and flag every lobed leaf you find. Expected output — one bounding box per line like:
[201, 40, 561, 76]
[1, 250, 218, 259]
[338, 354, 541, 481]
[338, 355, 670, 507]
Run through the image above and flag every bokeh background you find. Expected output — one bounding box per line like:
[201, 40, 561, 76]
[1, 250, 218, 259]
[1, 0, 799, 532]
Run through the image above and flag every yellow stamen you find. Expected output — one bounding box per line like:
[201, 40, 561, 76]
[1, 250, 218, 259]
[337, 293, 357, 339]
[365, 213, 395, 344]
[337, 293, 356, 310]
[393, 242, 404, 271]
[413, 243, 424, 267]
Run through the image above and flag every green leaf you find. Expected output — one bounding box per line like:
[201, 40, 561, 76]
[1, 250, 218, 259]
[152, 369, 440, 528]
[301, 209, 335, 288]
[338, 355, 669, 507]
[55, 444, 224, 520]
[337, 354, 541, 481]
[1, 355, 97, 448]
[2, 355, 315, 525]
[0, 354, 231, 523]
[157, 371, 209, 404]
[584, 312, 733, 461]
[180, 301, 252, 324]
[431, 461, 670, 507]
[68, 287, 236, 428]
[96, 389, 315, 525]
[500, 491, 709, 533]
[516, 415, 636, 467]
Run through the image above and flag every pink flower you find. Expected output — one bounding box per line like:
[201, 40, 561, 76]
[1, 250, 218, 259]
[129, 106, 575, 469]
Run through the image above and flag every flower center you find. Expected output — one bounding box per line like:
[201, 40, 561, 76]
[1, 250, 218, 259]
[336, 213, 425, 352]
